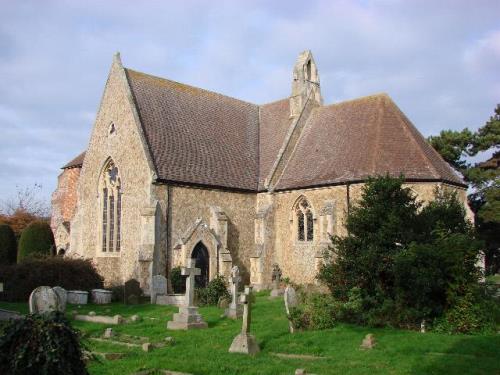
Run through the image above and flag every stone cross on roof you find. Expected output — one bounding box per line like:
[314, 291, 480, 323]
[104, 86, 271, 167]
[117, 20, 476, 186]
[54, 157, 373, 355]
[182, 258, 201, 308]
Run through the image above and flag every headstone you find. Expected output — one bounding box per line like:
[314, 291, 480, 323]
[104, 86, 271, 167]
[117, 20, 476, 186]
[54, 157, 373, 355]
[124, 279, 142, 304]
[420, 320, 426, 333]
[228, 286, 260, 355]
[360, 334, 376, 349]
[142, 343, 152, 352]
[104, 328, 114, 338]
[225, 266, 243, 319]
[91, 289, 113, 304]
[284, 286, 298, 333]
[167, 259, 208, 330]
[270, 264, 284, 298]
[29, 286, 60, 314]
[52, 286, 67, 312]
[151, 275, 168, 304]
[67, 290, 89, 304]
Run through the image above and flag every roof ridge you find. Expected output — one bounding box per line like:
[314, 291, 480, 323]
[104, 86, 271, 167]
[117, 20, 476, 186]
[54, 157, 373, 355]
[125, 68, 259, 108]
[322, 92, 389, 108]
[259, 97, 289, 107]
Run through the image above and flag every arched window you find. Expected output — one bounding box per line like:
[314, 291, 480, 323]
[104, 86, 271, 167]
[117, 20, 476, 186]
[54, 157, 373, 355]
[100, 160, 122, 253]
[295, 197, 314, 242]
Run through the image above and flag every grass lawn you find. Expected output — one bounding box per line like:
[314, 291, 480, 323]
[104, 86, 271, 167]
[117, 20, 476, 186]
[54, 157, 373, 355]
[1, 293, 499, 375]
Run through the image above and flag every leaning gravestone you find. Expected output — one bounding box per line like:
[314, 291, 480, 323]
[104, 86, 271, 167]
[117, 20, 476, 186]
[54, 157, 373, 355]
[29, 286, 60, 314]
[284, 285, 298, 333]
[124, 279, 142, 304]
[228, 286, 260, 354]
[52, 286, 68, 312]
[150, 275, 168, 304]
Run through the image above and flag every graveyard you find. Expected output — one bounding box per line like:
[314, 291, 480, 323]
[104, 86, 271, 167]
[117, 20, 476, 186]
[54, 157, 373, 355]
[0, 290, 499, 375]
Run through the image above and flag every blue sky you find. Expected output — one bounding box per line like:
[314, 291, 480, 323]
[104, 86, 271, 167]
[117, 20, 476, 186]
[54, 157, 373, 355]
[0, 0, 499, 204]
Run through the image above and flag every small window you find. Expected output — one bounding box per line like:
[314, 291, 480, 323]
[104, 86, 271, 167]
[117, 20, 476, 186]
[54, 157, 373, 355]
[295, 197, 314, 242]
[109, 122, 116, 135]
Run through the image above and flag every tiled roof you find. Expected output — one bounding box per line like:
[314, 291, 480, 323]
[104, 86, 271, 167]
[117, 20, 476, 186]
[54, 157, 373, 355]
[62, 151, 85, 169]
[64, 71, 466, 190]
[274, 94, 465, 190]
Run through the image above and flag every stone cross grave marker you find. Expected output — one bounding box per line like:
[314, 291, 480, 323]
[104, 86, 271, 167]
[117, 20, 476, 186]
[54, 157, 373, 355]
[284, 285, 298, 333]
[225, 266, 242, 319]
[270, 264, 284, 298]
[228, 286, 260, 355]
[150, 275, 168, 304]
[167, 258, 207, 330]
[52, 286, 68, 312]
[29, 286, 60, 314]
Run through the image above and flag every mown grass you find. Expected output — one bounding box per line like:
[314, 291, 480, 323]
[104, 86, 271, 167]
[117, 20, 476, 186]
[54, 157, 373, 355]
[1, 293, 499, 375]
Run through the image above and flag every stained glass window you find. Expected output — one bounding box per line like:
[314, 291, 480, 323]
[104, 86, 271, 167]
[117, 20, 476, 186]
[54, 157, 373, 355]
[101, 160, 121, 253]
[102, 188, 108, 252]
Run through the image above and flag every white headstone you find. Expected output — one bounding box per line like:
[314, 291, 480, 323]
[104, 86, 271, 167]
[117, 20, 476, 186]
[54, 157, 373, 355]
[151, 275, 168, 304]
[52, 286, 67, 312]
[284, 286, 298, 333]
[29, 286, 60, 314]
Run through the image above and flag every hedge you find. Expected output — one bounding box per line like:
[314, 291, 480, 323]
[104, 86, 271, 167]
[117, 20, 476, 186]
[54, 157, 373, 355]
[17, 220, 55, 262]
[0, 257, 104, 302]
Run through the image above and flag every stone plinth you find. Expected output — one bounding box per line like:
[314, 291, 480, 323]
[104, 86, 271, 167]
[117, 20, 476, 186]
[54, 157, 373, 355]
[91, 289, 113, 304]
[228, 332, 260, 355]
[167, 307, 208, 330]
[67, 290, 89, 304]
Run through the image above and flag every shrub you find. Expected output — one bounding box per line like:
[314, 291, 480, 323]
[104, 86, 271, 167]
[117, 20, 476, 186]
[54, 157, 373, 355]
[289, 291, 337, 331]
[0, 257, 103, 302]
[0, 224, 17, 265]
[17, 220, 55, 262]
[170, 266, 186, 294]
[0, 311, 88, 375]
[196, 275, 230, 306]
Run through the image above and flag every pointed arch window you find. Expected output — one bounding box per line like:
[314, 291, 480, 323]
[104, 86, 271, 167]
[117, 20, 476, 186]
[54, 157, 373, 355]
[295, 197, 314, 242]
[100, 160, 122, 253]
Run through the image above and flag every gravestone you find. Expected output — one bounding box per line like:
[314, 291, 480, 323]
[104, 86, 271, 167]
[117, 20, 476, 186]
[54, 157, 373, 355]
[284, 286, 298, 333]
[360, 334, 376, 349]
[67, 290, 89, 304]
[91, 289, 113, 304]
[167, 259, 207, 330]
[225, 266, 243, 319]
[270, 264, 284, 298]
[228, 286, 260, 355]
[52, 286, 67, 312]
[124, 279, 142, 304]
[151, 275, 168, 304]
[29, 286, 60, 314]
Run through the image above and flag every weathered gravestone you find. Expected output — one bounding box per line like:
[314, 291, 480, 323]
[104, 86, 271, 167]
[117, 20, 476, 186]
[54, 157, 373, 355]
[270, 264, 284, 298]
[52, 286, 68, 312]
[124, 279, 142, 304]
[150, 275, 168, 304]
[225, 266, 243, 319]
[29, 286, 60, 314]
[167, 259, 207, 330]
[284, 285, 298, 333]
[228, 286, 260, 355]
[360, 334, 376, 349]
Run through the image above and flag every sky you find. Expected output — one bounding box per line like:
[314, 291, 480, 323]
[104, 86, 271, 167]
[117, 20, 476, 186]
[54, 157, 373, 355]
[0, 0, 499, 205]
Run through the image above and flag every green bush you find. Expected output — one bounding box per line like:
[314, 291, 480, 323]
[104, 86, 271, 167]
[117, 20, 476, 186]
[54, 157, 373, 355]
[0, 224, 17, 265]
[17, 220, 55, 262]
[196, 275, 230, 306]
[170, 266, 186, 294]
[0, 257, 103, 302]
[289, 292, 337, 331]
[0, 311, 88, 375]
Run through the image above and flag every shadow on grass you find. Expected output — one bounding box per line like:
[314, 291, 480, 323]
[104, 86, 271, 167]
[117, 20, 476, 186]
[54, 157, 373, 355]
[410, 334, 500, 375]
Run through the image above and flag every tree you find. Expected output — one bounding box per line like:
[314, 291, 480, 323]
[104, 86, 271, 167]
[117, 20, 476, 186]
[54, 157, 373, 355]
[0, 224, 17, 265]
[428, 104, 500, 274]
[17, 221, 55, 262]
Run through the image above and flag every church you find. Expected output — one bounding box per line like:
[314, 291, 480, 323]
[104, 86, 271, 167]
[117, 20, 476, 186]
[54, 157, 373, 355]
[51, 50, 469, 293]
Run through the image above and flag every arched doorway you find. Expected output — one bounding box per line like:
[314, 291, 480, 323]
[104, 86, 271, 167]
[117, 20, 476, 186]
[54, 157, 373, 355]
[191, 242, 209, 288]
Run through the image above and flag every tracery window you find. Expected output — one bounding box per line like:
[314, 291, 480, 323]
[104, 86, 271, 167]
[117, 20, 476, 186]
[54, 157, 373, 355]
[295, 197, 314, 242]
[100, 160, 122, 253]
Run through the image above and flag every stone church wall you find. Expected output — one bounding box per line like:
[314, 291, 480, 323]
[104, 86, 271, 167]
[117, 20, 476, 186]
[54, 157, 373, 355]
[69, 59, 155, 288]
[168, 185, 256, 284]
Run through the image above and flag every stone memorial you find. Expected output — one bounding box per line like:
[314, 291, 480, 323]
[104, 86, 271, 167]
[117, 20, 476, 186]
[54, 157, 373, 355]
[29, 286, 60, 314]
[360, 334, 376, 349]
[124, 279, 142, 304]
[225, 266, 243, 319]
[228, 286, 260, 355]
[270, 264, 284, 298]
[67, 290, 89, 304]
[150, 275, 168, 304]
[91, 289, 113, 304]
[167, 259, 208, 330]
[284, 285, 298, 333]
[52, 286, 68, 312]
